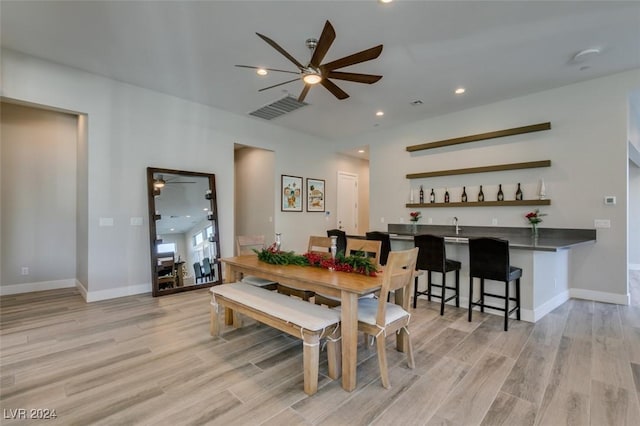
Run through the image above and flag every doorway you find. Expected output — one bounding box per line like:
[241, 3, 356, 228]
[336, 171, 358, 235]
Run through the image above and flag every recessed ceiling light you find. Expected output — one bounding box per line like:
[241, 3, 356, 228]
[379, 0, 393, 3]
[256, 68, 268, 76]
[203, 208, 209, 211]
[358, 149, 365, 153]
[455, 87, 466, 95]
[376, 111, 384, 116]
[572, 48, 601, 63]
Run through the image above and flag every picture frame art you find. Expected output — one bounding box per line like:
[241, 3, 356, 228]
[281, 175, 303, 212]
[306, 178, 325, 212]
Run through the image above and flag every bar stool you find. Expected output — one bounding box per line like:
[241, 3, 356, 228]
[365, 231, 391, 266]
[468, 237, 522, 331]
[413, 234, 461, 315]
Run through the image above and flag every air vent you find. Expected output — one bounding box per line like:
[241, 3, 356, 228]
[248, 95, 308, 120]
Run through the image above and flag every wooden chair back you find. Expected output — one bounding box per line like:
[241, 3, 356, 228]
[376, 248, 419, 325]
[345, 238, 382, 267]
[236, 235, 267, 255]
[307, 236, 332, 255]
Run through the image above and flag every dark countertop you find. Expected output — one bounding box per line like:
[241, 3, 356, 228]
[387, 224, 596, 252]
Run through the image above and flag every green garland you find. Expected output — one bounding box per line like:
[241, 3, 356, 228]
[254, 248, 378, 276]
[254, 248, 309, 266]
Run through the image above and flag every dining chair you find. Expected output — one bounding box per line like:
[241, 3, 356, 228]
[202, 257, 213, 281]
[235, 235, 278, 290]
[157, 252, 177, 289]
[336, 247, 418, 389]
[314, 238, 382, 308]
[193, 262, 204, 284]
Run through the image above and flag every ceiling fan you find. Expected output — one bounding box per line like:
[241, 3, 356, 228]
[153, 175, 196, 189]
[236, 20, 383, 102]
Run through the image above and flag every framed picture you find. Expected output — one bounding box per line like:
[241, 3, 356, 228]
[306, 178, 325, 212]
[281, 175, 303, 212]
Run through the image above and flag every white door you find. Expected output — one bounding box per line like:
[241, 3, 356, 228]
[336, 172, 358, 235]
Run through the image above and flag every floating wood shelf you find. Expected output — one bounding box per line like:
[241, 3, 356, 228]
[406, 122, 551, 152]
[406, 199, 551, 208]
[406, 160, 551, 179]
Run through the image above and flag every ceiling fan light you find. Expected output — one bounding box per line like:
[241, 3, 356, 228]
[256, 68, 268, 76]
[302, 73, 322, 85]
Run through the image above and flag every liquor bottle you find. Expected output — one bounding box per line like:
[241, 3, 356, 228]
[419, 185, 424, 204]
[444, 188, 450, 203]
[497, 184, 504, 201]
[478, 185, 485, 202]
[429, 188, 435, 203]
[515, 183, 523, 200]
[461, 186, 468, 202]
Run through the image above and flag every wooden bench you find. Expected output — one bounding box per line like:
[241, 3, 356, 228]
[209, 283, 342, 395]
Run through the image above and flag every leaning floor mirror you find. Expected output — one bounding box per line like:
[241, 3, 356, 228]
[147, 167, 222, 296]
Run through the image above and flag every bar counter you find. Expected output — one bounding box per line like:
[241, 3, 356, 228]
[386, 224, 597, 323]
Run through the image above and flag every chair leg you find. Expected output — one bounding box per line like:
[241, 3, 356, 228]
[516, 278, 521, 320]
[480, 278, 485, 313]
[468, 277, 474, 322]
[401, 326, 415, 369]
[504, 280, 510, 331]
[413, 276, 419, 309]
[455, 269, 460, 307]
[376, 334, 390, 389]
[440, 272, 446, 316]
[427, 271, 433, 301]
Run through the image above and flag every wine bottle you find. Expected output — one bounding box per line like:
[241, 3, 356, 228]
[478, 185, 485, 202]
[444, 188, 450, 203]
[515, 183, 523, 201]
[429, 188, 435, 203]
[461, 186, 468, 202]
[497, 184, 504, 201]
[419, 185, 424, 204]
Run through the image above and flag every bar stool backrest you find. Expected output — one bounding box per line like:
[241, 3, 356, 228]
[468, 237, 510, 282]
[414, 234, 446, 272]
[365, 231, 391, 265]
[326, 229, 347, 255]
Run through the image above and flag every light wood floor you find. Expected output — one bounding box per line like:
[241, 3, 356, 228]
[2, 287, 640, 425]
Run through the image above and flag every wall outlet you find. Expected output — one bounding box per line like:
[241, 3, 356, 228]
[380, 217, 385, 223]
[492, 218, 498, 225]
[594, 219, 611, 228]
[400, 218, 404, 223]
[427, 217, 433, 224]
[21, 267, 29, 275]
[130, 217, 143, 226]
[99, 217, 114, 227]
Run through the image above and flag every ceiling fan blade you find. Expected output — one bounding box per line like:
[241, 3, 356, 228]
[258, 78, 300, 92]
[298, 84, 311, 102]
[326, 71, 382, 84]
[235, 65, 299, 75]
[256, 32, 305, 70]
[310, 20, 336, 68]
[321, 79, 349, 100]
[322, 45, 383, 71]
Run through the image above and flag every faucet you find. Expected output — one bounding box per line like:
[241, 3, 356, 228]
[454, 217, 460, 235]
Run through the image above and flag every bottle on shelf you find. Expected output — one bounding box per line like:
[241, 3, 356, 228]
[461, 186, 468, 202]
[497, 184, 504, 201]
[478, 185, 485, 202]
[429, 188, 435, 203]
[444, 188, 450, 203]
[419, 185, 424, 204]
[515, 183, 523, 200]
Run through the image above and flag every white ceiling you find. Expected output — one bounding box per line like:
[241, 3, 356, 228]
[2, 1, 639, 144]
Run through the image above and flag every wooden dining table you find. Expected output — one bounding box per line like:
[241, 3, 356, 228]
[220, 255, 408, 392]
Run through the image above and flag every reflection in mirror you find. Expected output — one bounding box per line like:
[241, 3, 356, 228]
[147, 167, 222, 296]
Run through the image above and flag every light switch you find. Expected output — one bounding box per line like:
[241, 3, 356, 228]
[594, 219, 611, 228]
[99, 217, 114, 227]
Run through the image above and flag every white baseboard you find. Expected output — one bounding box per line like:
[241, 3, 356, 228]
[531, 291, 570, 322]
[0, 279, 76, 296]
[85, 283, 151, 302]
[629, 263, 640, 270]
[570, 288, 629, 305]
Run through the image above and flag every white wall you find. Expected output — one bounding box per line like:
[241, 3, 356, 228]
[628, 92, 640, 267]
[1, 49, 340, 300]
[341, 70, 640, 299]
[1, 102, 77, 291]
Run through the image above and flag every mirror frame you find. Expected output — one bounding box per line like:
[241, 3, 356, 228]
[146, 167, 222, 296]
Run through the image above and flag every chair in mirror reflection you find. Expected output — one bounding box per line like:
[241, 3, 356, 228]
[235, 235, 278, 290]
[157, 252, 177, 289]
